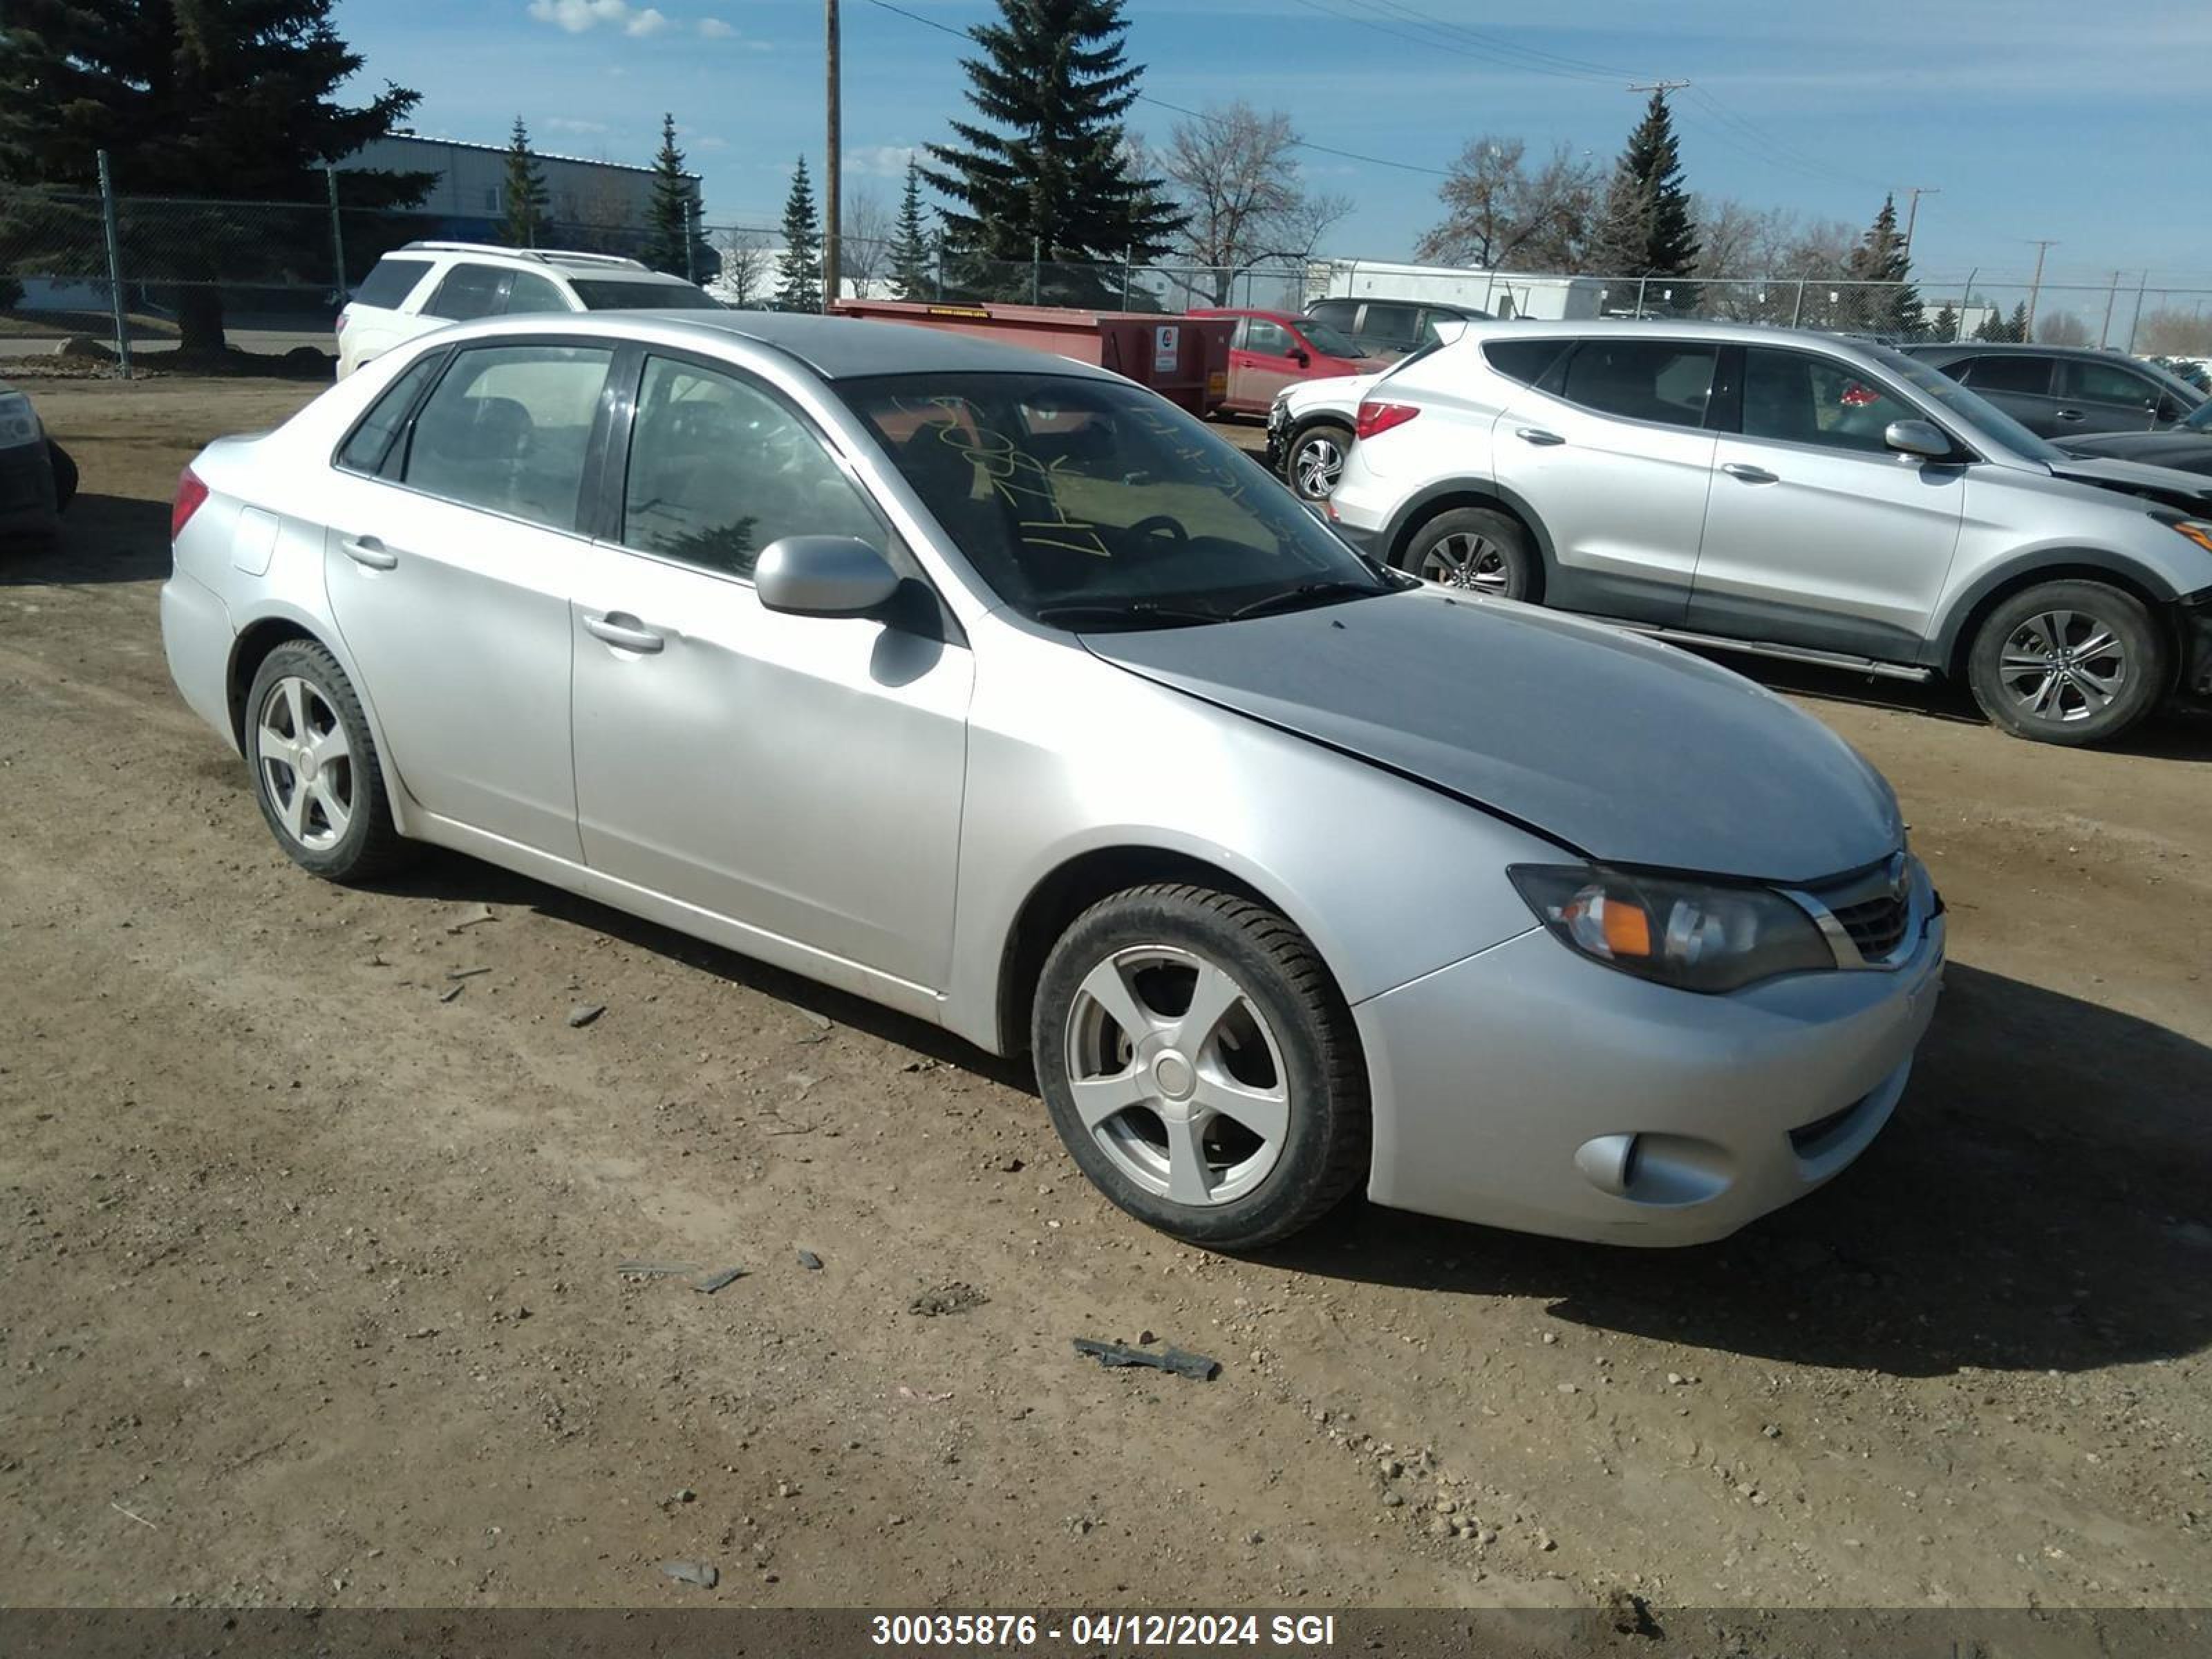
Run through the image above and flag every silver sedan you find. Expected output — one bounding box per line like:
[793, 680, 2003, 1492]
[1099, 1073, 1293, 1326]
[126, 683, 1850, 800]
[160, 311, 1944, 1249]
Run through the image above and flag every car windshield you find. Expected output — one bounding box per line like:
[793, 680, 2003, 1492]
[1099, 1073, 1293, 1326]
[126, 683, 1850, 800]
[841, 371, 1394, 628]
[1298, 319, 1365, 357]
[1871, 346, 2063, 459]
[570, 279, 722, 310]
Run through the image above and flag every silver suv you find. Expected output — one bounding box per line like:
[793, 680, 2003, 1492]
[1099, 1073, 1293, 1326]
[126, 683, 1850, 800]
[1327, 321, 2212, 746]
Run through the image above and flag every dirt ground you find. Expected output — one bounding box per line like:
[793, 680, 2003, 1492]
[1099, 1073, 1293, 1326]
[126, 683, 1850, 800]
[1, 371, 2208, 1614]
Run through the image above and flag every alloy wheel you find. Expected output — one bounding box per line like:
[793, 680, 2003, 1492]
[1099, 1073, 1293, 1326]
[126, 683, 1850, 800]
[255, 675, 355, 850]
[1062, 945, 1291, 1208]
[1419, 531, 1510, 592]
[1996, 608, 2127, 724]
[1292, 433, 1344, 500]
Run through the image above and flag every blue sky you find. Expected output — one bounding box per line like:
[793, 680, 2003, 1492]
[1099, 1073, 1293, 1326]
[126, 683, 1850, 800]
[334, 0, 2212, 297]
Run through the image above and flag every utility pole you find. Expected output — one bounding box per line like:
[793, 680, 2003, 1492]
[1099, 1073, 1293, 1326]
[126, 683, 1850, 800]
[2099, 272, 2125, 349]
[2125, 270, 2150, 353]
[1627, 79, 1691, 100]
[1900, 186, 1939, 255]
[2024, 239, 2059, 341]
[823, 0, 841, 314]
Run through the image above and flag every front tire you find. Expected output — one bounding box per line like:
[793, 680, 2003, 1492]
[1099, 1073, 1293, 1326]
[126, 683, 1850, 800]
[1398, 506, 1539, 601]
[1287, 422, 1353, 502]
[1965, 580, 2166, 747]
[1031, 883, 1370, 1250]
[48, 442, 77, 512]
[244, 641, 410, 881]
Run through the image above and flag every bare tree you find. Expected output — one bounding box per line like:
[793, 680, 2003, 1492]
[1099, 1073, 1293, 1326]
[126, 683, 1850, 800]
[1158, 102, 1352, 305]
[715, 228, 774, 308]
[1416, 137, 1598, 273]
[840, 187, 894, 292]
[2035, 310, 2091, 346]
[2135, 308, 2212, 356]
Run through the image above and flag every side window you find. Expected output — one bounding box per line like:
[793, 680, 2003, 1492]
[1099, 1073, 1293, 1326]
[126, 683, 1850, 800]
[350, 256, 432, 310]
[1559, 340, 1718, 429]
[1960, 355, 2052, 396]
[1482, 338, 1571, 387]
[503, 270, 571, 317]
[1741, 348, 1914, 455]
[400, 344, 614, 530]
[1244, 318, 1293, 356]
[1306, 300, 1355, 332]
[2059, 359, 2159, 409]
[421, 263, 508, 321]
[620, 355, 883, 579]
[336, 351, 443, 476]
[1360, 303, 1420, 350]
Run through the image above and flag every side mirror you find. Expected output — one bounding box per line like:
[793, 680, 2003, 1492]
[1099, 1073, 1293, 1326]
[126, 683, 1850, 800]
[755, 535, 901, 617]
[1884, 419, 1953, 462]
[1290, 347, 1310, 366]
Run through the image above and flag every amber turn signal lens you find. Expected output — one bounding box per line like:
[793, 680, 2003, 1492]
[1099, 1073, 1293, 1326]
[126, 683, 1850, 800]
[1600, 898, 1654, 959]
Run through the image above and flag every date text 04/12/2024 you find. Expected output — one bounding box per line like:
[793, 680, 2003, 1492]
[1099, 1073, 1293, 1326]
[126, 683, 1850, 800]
[868, 1613, 1341, 1649]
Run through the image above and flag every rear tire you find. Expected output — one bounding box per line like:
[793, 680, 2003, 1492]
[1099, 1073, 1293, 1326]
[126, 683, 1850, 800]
[1031, 883, 1369, 1250]
[244, 641, 411, 882]
[1965, 579, 2166, 747]
[1398, 506, 1539, 601]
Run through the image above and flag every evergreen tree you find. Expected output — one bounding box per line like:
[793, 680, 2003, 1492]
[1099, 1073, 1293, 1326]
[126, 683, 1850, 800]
[890, 159, 934, 300]
[1587, 90, 1698, 305]
[2007, 300, 2031, 342]
[1974, 306, 2005, 342]
[501, 116, 550, 248]
[1844, 194, 1924, 337]
[2, 0, 430, 349]
[921, 0, 1183, 303]
[1928, 301, 1960, 343]
[776, 156, 825, 312]
[642, 113, 695, 277]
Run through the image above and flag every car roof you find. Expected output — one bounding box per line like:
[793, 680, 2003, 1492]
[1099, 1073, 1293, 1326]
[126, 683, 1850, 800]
[1908, 341, 2121, 360]
[412, 308, 1130, 382]
[1434, 318, 1894, 350]
[388, 241, 697, 282]
[1192, 308, 1300, 323]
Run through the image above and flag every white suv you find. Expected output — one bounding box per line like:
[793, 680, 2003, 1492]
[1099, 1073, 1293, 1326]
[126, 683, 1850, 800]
[335, 243, 720, 378]
[1327, 321, 2212, 747]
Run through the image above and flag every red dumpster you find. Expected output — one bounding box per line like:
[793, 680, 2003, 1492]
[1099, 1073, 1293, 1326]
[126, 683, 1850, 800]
[830, 299, 1233, 417]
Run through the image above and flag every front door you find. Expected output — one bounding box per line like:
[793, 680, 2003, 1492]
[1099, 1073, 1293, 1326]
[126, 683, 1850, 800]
[1226, 317, 1304, 414]
[2053, 357, 2171, 435]
[568, 352, 972, 990]
[1493, 336, 1724, 624]
[322, 340, 616, 858]
[1689, 345, 1965, 661]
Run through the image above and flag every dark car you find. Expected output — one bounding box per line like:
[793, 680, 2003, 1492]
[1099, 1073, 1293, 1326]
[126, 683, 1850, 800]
[2052, 393, 2212, 478]
[1900, 342, 2202, 439]
[1304, 297, 1492, 359]
[0, 378, 77, 542]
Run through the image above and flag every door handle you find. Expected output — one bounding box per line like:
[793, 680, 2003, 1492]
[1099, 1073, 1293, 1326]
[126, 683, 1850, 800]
[1514, 427, 1566, 446]
[583, 611, 665, 654]
[1721, 462, 1779, 485]
[339, 534, 398, 570]
[2054, 408, 2086, 423]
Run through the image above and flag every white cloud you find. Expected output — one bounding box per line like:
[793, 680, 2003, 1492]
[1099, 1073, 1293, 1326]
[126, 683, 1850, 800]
[847, 143, 919, 178]
[543, 117, 610, 134]
[697, 17, 734, 37]
[526, 0, 670, 37]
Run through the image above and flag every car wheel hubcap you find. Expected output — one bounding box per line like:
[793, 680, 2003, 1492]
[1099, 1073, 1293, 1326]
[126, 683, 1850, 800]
[1294, 436, 1343, 499]
[1997, 609, 2126, 724]
[256, 675, 354, 850]
[1421, 532, 1510, 593]
[1064, 945, 1290, 1208]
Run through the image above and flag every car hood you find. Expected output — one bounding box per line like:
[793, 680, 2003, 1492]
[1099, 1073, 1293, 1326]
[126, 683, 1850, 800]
[2055, 431, 2212, 479]
[1085, 588, 1902, 885]
[1284, 372, 1376, 419]
[2042, 452, 2212, 510]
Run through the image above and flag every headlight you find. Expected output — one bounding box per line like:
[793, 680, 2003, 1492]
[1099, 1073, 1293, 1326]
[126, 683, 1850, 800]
[1508, 864, 1835, 993]
[0, 393, 40, 450]
[2166, 518, 2212, 554]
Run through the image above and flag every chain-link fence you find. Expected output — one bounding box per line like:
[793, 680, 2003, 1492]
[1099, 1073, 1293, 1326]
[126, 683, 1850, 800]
[8, 178, 2211, 382]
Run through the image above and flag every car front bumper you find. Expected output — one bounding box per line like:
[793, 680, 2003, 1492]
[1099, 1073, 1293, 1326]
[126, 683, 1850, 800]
[0, 439, 59, 536]
[2179, 588, 2212, 706]
[1354, 883, 1946, 1246]
[1263, 401, 1290, 478]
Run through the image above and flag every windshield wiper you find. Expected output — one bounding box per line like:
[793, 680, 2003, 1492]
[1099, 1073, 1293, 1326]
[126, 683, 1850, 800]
[1226, 579, 1387, 621]
[1031, 600, 1225, 629]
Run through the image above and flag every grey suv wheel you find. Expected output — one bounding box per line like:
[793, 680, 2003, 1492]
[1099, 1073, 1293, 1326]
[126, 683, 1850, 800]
[1031, 883, 1369, 1249]
[1399, 507, 1539, 601]
[1965, 579, 2168, 747]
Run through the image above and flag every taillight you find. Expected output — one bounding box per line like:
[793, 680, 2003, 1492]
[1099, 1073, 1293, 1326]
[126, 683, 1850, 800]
[171, 467, 209, 540]
[1356, 400, 1420, 440]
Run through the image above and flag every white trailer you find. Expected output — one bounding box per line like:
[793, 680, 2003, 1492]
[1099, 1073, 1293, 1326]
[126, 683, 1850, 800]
[1304, 258, 1609, 321]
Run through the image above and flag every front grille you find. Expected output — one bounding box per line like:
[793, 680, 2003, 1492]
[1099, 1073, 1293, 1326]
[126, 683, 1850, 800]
[0, 444, 50, 512]
[1830, 891, 1909, 961]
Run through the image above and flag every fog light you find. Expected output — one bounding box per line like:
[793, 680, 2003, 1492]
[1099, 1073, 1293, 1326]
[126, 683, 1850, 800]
[1574, 1133, 1641, 1197]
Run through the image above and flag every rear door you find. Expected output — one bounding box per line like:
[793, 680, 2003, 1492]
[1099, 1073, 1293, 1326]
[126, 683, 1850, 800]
[321, 339, 616, 857]
[2053, 357, 2171, 435]
[1689, 344, 1964, 661]
[1491, 335, 1724, 624]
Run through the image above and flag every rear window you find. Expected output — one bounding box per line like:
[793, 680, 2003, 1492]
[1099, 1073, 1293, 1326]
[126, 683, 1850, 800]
[570, 279, 722, 311]
[1483, 338, 1571, 386]
[1559, 339, 1718, 429]
[351, 257, 431, 310]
